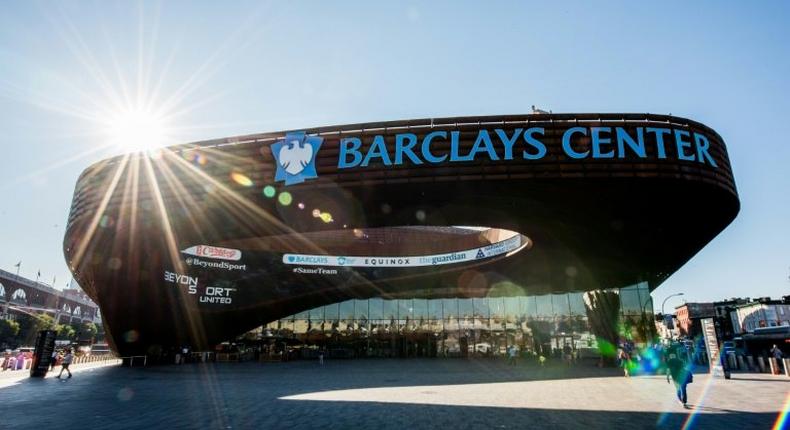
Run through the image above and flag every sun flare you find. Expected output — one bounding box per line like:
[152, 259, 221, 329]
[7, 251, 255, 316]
[104, 107, 170, 153]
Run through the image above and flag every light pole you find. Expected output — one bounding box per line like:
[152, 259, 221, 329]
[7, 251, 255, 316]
[661, 293, 684, 340]
[661, 293, 684, 315]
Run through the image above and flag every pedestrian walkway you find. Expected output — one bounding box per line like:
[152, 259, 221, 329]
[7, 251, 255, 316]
[0, 357, 121, 388]
[0, 359, 786, 429]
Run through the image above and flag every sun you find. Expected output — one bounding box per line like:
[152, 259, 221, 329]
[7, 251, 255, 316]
[105, 107, 170, 153]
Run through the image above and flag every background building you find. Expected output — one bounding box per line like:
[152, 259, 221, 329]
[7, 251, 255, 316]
[731, 296, 790, 334]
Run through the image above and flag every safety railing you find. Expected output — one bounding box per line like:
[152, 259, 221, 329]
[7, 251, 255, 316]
[119, 355, 147, 367]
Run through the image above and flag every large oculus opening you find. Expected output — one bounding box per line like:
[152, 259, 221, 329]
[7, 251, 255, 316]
[220, 226, 530, 267]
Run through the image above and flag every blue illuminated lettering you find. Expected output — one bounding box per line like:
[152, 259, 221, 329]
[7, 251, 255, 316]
[421, 131, 448, 163]
[616, 127, 646, 158]
[591, 127, 614, 158]
[674, 129, 695, 161]
[449, 131, 466, 162]
[562, 127, 589, 159]
[338, 137, 362, 168]
[394, 133, 422, 165]
[361, 135, 392, 166]
[646, 127, 670, 159]
[693, 133, 717, 167]
[467, 130, 499, 161]
[522, 127, 546, 160]
[495, 128, 522, 160]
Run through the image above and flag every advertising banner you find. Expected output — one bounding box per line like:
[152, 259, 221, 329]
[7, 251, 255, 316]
[701, 318, 728, 379]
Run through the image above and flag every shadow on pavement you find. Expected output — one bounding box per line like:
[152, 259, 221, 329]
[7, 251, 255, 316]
[0, 359, 783, 429]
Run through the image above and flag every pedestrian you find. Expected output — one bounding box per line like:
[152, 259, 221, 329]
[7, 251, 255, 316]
[618, 348, 631, 377]
[57, 348, 73, 379]
[666, 353, 693, 407]
[770, 344, 784, 373]
[507, 345, 517, 365]
[563, 343, 573, 366]
[49, 349, 58, 372]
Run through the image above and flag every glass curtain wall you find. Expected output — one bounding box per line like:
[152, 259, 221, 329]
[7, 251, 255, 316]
[261, 282, 654, 359]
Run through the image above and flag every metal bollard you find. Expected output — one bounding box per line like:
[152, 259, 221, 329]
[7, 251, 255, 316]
[727, 354, 737, 370]
[737, 355, 746, 371]
[757, 356, 766, 373]
[747, 356, 755, 371]
[784, 359, 790, 377]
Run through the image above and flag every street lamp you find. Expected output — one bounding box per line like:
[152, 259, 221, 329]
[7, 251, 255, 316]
[661, 292, 685, 315]
[661, 293, 684, 340]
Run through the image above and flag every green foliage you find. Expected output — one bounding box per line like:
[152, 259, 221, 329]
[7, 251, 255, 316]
[56, 324, 76, 340]
[16, 313, 56, 345]
[0, 319, 20, 345]
[79, 321, 98, 342]
[595, 338, 617, 357]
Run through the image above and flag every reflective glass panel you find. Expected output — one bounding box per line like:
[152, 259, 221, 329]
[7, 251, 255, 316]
[552, 294, 570, 317]
[413, 299, 428, 320]
[382, 300, 397, 320]
[339, 300, 355, 320]
[569, 292, 587, 316]
[442, 298, 458, 319]
[369, 298, 384, 320]
[428, 299, 443, 319]
[398, 299, 413, 320]
[354, 299, 368, 320]
[458, 299, 474, 319]
[536, 295, 553, 317]
[473, 297, 490, 318]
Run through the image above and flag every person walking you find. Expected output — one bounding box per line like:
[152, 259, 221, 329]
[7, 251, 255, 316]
[507, 345, 517, 366]
[49, 349, 58, 372]
[618, 348, 631, 377]
[666, 352, 693, 407]
[770, 344, 784, 373]
[57, 348, 73, 379]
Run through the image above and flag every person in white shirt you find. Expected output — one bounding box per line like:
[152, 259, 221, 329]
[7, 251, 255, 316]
[57, 349, 73, 379]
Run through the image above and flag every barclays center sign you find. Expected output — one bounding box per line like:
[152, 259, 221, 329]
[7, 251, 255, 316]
[271, 126, 719, 186]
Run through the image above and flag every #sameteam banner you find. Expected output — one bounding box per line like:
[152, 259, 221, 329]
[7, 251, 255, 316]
[282, 235, 526, 268]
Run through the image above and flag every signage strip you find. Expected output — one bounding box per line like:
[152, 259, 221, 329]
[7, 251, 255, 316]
[282, 235, 525, 267]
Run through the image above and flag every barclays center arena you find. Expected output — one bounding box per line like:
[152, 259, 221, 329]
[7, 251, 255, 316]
[63, 113, 739, 359]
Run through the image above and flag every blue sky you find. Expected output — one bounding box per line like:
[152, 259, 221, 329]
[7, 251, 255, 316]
[0, 1, 788, 310]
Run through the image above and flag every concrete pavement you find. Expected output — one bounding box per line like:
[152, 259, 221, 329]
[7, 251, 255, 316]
[0, 359, 786, 429]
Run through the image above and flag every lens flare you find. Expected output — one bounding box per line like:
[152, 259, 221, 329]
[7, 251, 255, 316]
[320, 212, 333, 223]
[772, 391, 790, 430]
[263, 185, 276, 198]
[230, 172, 253, 187]
[278, 191, 292, 206]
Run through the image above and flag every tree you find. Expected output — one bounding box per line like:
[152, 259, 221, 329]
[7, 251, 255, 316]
[16, 313, 56, 345]
[79, 321, 98, 343]
[0, 319, 20, 348]
[56, 324, 76, 341]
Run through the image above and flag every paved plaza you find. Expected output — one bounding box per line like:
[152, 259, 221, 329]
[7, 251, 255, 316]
[0, 359, 787, 429]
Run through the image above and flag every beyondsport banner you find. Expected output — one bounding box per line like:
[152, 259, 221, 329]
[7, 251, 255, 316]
[282, 235, 526, 268]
